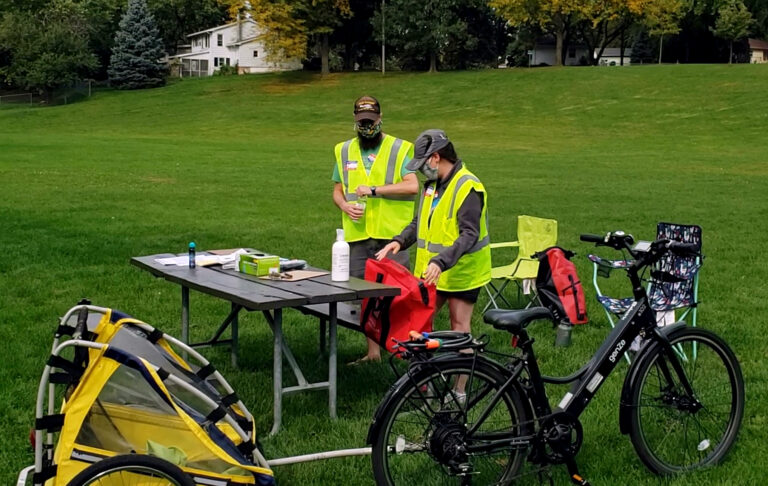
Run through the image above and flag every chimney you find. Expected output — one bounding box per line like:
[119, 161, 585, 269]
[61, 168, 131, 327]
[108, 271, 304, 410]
[237, 12, 242, 43]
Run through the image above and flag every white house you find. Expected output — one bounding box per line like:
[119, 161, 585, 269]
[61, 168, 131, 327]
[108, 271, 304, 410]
[530, 41, 590, 66]
[168, 19, 301, 77]
[597, 48, 633, 66]
[748, 38, 768, 64]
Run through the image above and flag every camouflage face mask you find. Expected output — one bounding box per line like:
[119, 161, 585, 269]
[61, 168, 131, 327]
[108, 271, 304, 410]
[355, 119, 382, 139]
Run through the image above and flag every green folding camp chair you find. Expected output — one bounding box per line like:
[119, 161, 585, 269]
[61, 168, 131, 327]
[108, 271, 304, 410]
[483, 215, 558, 312]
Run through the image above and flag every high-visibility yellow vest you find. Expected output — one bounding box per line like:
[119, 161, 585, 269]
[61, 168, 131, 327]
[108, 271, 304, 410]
[413, 165, 491, 292]
[335, 135, 416, 242]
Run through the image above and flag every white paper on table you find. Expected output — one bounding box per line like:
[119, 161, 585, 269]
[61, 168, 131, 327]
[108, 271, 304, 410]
[155, 248, 250, 267]
[155, 256, 190, 266]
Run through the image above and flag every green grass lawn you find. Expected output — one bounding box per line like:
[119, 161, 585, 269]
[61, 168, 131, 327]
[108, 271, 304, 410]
[1, 64, 766, 485]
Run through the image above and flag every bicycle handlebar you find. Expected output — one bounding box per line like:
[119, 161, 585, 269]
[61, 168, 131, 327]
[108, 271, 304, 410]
[667, 240, 699, 256]
[581, 231, 700, 270]
[579, 233, 604, 244]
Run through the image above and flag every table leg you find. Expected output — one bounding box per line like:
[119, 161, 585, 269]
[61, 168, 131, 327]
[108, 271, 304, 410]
[181, 286, 190, 347]
[231, 302, 238, 368]
[270, 308, 283, 436]
[329, 302, 337, 420]
[319, 318, 327, 354]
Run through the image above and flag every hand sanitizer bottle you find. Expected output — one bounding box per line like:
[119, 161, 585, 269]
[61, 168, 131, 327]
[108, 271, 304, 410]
[331, 229, 349, 281]
[189, 241, 196, 269]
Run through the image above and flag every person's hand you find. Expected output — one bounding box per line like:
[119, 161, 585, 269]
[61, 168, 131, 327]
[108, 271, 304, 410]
[355, 185, 373, 197]
[422, 262, 442, 285]
[376, 241, 401, 260]
[342, 201, 364, 221]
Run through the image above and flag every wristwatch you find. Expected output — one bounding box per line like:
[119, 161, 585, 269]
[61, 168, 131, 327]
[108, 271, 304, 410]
[371, 186, 377, 196]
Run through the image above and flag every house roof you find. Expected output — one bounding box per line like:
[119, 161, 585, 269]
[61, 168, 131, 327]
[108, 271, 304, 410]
[187, 19, 257, 38]
[748, 38, 768, 50]
[227, 35, 261, 47]
[168, 50, 210, 59]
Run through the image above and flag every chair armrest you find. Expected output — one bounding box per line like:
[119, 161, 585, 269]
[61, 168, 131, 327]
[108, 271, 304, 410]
[490, 241, 520, 249]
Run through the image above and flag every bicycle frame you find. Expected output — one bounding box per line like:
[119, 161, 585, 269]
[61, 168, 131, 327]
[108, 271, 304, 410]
[506, 259, 692, 422]
[368, 236, 735, 486]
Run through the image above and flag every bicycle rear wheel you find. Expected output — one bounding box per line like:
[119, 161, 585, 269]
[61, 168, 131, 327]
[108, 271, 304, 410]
[68, 454, 195, 486]
[371, 357, 530, 485]
[628, 327, 744, 474]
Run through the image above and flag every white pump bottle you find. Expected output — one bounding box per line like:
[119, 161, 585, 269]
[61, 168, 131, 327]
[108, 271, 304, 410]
[331, 228, 350, 281]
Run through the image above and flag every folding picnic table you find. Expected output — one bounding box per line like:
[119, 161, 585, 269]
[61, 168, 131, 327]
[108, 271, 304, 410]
[131, 251, 400, 434]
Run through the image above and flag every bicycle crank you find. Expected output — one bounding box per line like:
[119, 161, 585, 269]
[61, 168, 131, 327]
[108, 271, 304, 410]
[538, 412, 583, 464]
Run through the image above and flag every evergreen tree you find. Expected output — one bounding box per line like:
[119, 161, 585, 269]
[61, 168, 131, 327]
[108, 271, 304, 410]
[631, 29, 656, 64]
[108, 0, 166, 89]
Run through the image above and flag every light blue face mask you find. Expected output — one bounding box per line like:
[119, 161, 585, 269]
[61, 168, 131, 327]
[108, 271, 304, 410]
[420, 159, 438, 181]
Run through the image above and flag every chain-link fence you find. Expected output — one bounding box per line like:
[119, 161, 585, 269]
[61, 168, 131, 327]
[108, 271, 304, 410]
[49, 80, 94, 105]
[0, 92, 34, 106]
[0, 80, 97, 107]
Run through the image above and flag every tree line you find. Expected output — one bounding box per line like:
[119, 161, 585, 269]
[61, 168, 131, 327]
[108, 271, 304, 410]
[1, 0, 765, 95]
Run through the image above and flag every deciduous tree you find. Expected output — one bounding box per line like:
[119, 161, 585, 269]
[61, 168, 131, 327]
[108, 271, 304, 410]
[377, 0, 499, 71]
[0, 0, 97, 95]
[491, 0, 585, 66]
[221, 0, 351, 74]
[578, 0, 636, 65]
[711, 0, 753, 62]
[149, 0, 229, 54]
[631, 0, 687, 62]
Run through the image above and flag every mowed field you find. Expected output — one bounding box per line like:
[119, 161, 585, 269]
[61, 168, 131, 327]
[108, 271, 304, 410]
[1, 64, 766, 485]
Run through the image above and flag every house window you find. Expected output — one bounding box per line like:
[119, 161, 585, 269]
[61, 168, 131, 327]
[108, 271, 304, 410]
[253, 50, 259, 58]
[217, 34, 223, 47]
[203, 36, 209, 48]
[225, 58, 230, 66]
[214, 58, 218, 67]
[214, 57, 229, 68]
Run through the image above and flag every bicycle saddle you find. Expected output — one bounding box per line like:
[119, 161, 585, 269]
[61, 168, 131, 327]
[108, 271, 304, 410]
[483, 307, 553, 334]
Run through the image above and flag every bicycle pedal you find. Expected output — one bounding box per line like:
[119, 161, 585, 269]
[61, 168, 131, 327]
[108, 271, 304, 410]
[570, 473, 590, 486]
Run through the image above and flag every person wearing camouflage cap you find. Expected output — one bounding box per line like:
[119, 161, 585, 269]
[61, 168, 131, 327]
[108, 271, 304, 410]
[332, 95, 419, 364]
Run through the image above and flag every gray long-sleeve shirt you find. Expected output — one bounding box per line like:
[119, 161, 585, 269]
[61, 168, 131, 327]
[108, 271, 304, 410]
[393, 160, 484, 272]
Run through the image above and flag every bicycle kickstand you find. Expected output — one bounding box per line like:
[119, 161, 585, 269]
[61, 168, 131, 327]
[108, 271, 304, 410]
[566, 459, 591, 486]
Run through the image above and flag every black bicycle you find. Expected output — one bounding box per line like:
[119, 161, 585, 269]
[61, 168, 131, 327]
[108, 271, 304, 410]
[368, 232, 744, 485]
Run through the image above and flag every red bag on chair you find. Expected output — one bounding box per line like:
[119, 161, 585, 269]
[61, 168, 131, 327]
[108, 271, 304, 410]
[361, 258, 436, 353]
[534, 247, 588, 325]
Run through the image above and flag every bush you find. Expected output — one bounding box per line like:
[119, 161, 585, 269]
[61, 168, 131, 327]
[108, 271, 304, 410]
[214, 64, 238, 76]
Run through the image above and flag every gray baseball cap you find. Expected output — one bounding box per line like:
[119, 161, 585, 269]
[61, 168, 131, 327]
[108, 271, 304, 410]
[405, 129, 451, 171]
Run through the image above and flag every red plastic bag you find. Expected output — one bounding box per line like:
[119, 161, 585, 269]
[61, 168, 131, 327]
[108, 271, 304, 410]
[361, 258, 436, 353]
[535, 247, 588, 325]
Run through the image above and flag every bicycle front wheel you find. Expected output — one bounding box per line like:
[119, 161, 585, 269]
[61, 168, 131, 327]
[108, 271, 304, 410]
[628, 327, 744, 474]
[371, 357, 530, 485]
[67, 454, 195, 486]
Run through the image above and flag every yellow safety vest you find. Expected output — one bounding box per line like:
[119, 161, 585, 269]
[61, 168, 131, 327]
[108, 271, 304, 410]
[413, 165, 491, 292]
[335, 135, 416, 242]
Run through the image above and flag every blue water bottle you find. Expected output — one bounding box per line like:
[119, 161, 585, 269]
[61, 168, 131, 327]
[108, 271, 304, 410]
[189, 242, 196, 268]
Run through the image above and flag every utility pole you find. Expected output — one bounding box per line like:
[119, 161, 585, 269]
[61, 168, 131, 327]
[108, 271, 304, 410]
[381, 0, 385, 74]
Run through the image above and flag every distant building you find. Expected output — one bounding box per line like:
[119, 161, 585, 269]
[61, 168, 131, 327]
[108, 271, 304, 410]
[597, 48, 633, 66]
[529, 41, 633, 66]
[530, 39, 590, 66]
[748, 39, 768, 64]
[167, 19, 301, 77]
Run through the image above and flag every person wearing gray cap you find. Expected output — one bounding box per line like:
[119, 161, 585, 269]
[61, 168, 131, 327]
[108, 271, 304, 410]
[332, 95, 419, 364]
[376, 129, 491, 340]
